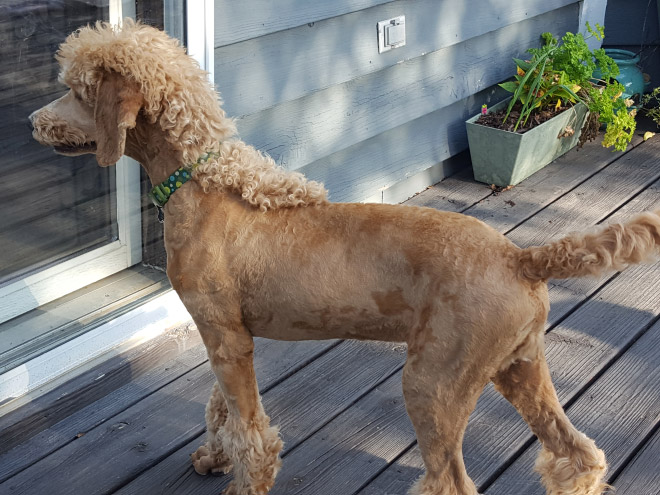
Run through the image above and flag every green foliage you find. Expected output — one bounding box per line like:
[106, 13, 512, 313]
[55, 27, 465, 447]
[499, 43, 580, 131]
[641, 86, 660, 127]
[588, 81, 626, 124]
[593, 48, 620, 82]
[497, 23, 636, 150]
[548, 31, 594, 83]
[602, 111, 636, 151]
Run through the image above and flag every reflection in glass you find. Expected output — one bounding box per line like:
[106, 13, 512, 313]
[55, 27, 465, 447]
[0, 1, 116, 284]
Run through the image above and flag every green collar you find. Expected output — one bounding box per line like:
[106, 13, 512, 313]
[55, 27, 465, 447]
[148, 152, 218, 208]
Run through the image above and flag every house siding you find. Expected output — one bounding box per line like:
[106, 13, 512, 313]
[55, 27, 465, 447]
[214, 0, 582, 203]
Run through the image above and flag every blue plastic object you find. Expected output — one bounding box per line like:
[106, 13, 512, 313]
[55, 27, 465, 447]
[595, 49, 645, 103]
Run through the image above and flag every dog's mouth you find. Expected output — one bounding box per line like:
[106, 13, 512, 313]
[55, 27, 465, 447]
[53, 142, 97, 156]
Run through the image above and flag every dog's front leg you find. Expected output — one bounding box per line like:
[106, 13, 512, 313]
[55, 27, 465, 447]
[402, 348, 482, 495]
[196, 319, 283, 495]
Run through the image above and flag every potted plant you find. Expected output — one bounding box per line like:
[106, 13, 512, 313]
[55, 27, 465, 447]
[466, 24, 637, 187]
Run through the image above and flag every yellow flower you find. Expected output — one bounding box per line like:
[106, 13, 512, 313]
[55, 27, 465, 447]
[517, 66, 525, 76]
[555, 99, 562, 110]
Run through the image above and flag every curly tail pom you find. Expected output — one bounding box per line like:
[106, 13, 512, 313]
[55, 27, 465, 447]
[518, 209, 660, 281]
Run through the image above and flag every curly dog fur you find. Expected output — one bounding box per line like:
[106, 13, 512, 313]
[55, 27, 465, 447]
[31, 21, 660, 495]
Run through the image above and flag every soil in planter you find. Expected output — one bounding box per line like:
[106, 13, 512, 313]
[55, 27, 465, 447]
[476, 102, 576, 134]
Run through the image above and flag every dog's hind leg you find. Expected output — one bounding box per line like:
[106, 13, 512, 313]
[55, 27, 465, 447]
[195, 320, 283, 495]
[493, 344, 607, 495]
[191, 381, 233, 475]
[402, 341, 486, 495]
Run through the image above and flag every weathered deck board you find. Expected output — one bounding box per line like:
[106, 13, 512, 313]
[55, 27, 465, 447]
[485, 318, 660, 495]
[613, 426, 660, 494]
[120, 362, 410, 495]
[0, 316, 199, 452]
[111, 340, 406, 495]
[271, 371, 411, 495]
[505, 138, 660, 250]
[0, 338, 339, 494]
[0, 335, 207, 483]
[403, 168, 493, 211]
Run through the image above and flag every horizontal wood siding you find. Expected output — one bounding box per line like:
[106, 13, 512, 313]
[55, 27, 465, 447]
[214, 0, 580, 203]
[298, 87, 503, 203]
[214, 0, 394, 47]
[216, 0, 578, 117]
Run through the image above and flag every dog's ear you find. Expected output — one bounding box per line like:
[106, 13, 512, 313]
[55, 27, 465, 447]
[94, 71, 143, 166]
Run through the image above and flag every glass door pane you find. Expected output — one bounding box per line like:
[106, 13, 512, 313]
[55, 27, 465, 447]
[0, 0, 195, 384]
[0, 1, 143, 326]
[0, 2, 117, 284]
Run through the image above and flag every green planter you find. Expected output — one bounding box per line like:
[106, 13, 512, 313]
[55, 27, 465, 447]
[466, 98, 589, 186]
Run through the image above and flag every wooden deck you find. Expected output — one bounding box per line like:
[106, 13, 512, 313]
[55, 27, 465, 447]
[1, 121, 660, 495]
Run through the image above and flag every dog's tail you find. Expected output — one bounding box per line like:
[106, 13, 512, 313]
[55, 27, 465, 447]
[517, 209, 660, 281]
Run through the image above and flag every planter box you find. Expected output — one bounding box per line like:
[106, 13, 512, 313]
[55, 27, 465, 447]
[466, 98, 589, 186]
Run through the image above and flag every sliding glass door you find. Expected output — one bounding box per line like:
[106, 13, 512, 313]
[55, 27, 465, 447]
[0, 1, 142, 326]
[0, 0, 207, 344]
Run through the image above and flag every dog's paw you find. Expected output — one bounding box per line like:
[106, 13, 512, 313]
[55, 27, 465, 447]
[536, 443, 608, 495]
[191, 445, 233, 475]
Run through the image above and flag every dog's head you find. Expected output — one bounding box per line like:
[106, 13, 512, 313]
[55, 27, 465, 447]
[30, 69, 143, 166]
[30, 20, 236, 167]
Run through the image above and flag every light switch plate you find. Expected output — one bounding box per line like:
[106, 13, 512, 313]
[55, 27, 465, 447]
[377, 15, 406, 54]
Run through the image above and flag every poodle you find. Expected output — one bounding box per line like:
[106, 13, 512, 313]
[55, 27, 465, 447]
[30, 20, 660, 495]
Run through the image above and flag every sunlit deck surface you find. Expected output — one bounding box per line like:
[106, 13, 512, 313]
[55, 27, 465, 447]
[1, 120, 660, 495]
